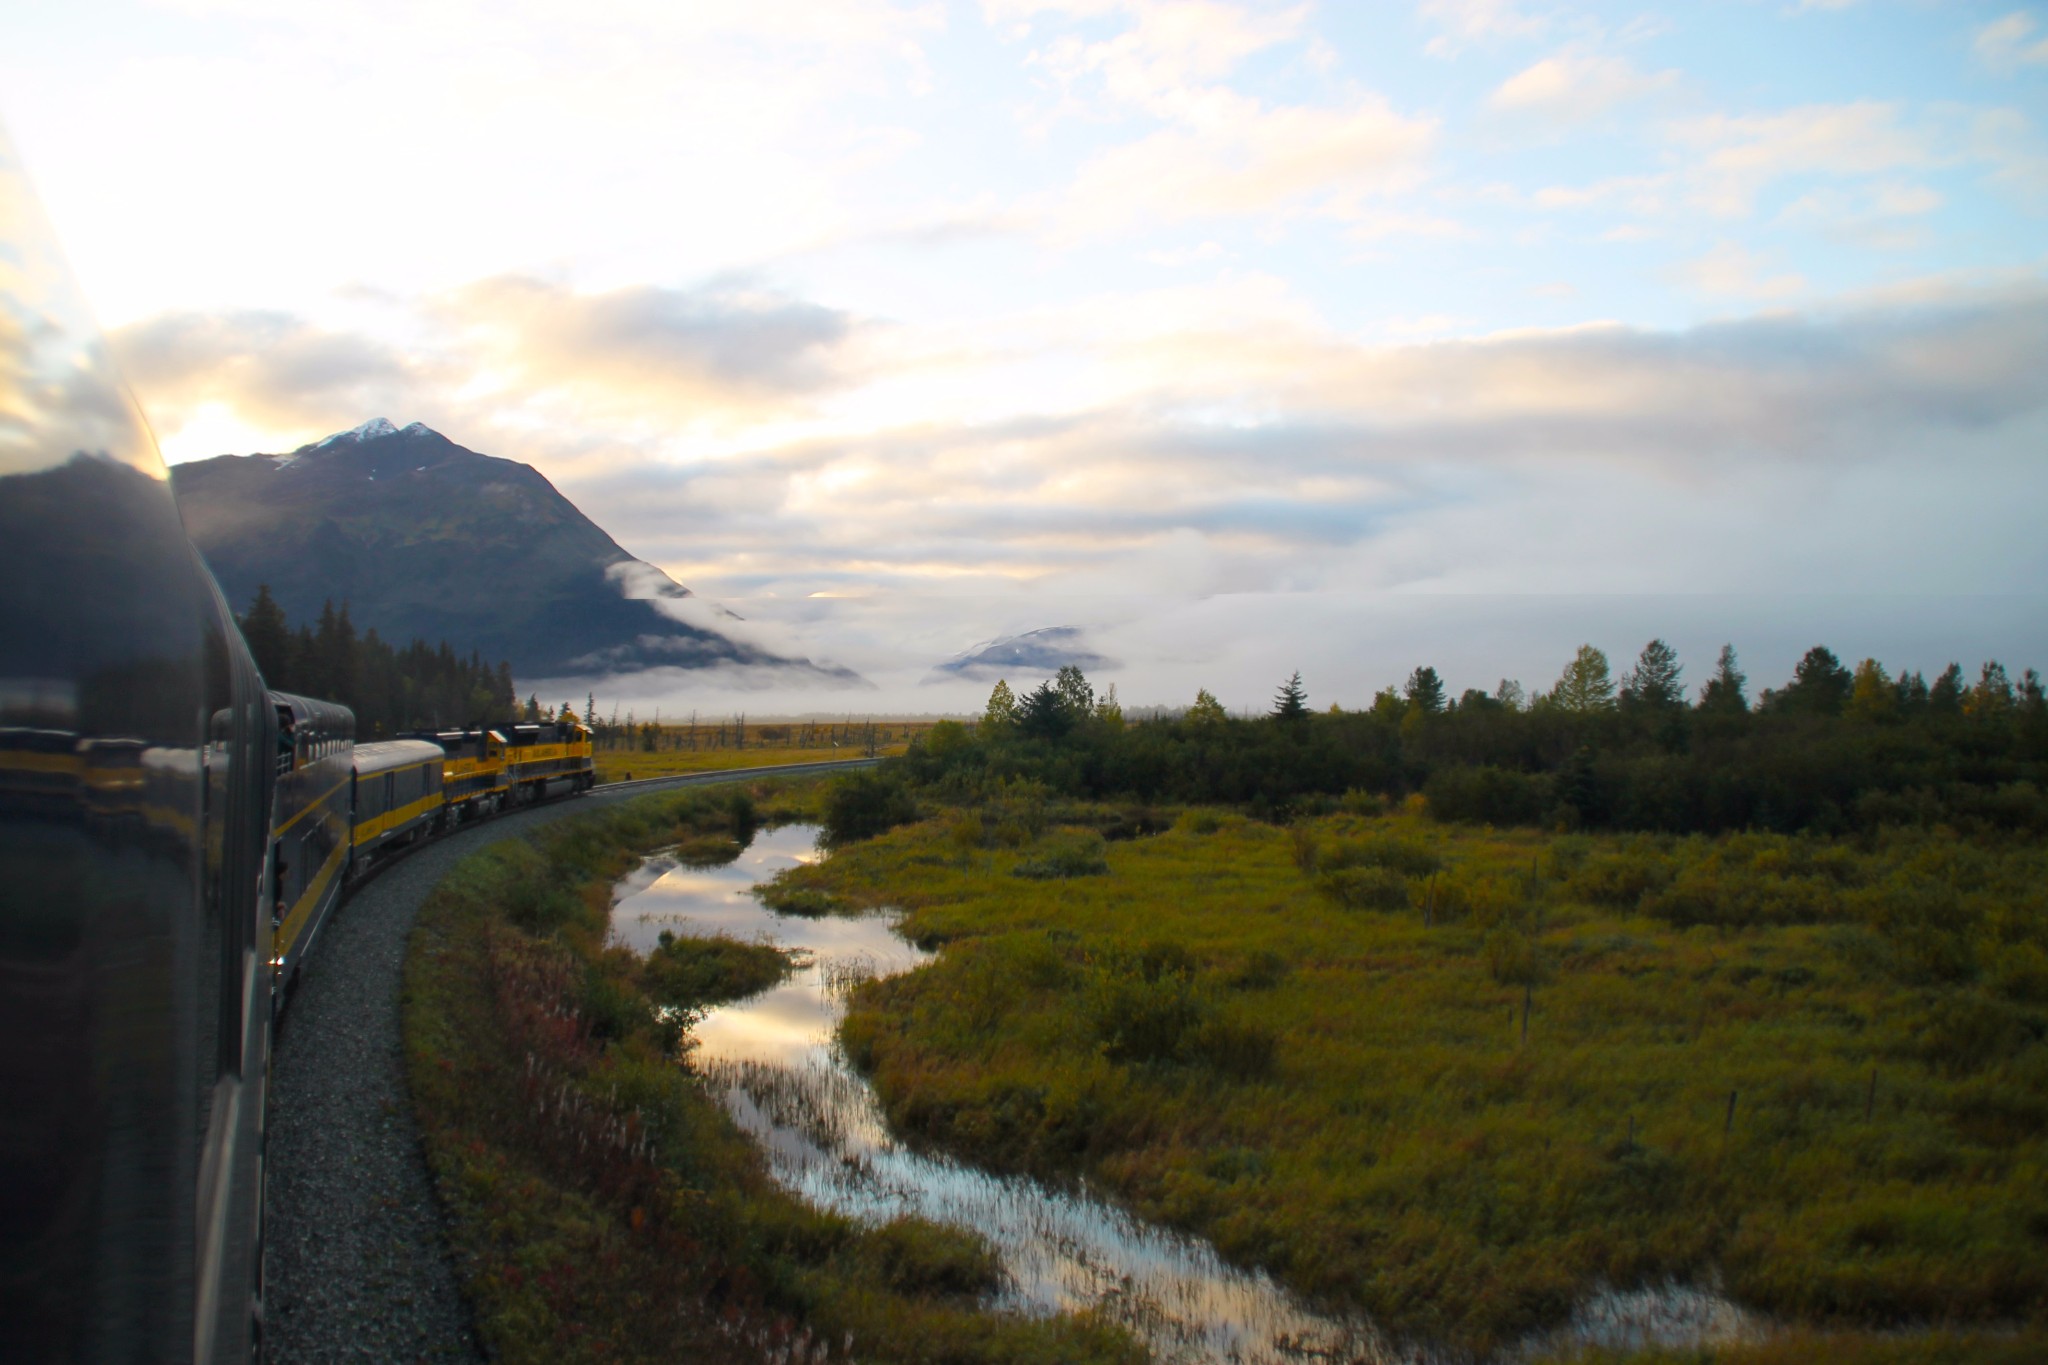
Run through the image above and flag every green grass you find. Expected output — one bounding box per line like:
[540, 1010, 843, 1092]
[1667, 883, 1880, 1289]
[401, 778, 1141, 1365]
[593, 746, 901, 785]
[764, 802, 2048, 1356]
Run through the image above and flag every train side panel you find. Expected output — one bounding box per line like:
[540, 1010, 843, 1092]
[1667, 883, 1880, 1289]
[268, 693, 355, 990]
[350, 740, 446, 861]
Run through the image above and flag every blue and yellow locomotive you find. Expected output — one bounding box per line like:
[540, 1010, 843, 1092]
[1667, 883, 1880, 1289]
[265, 705, 593, 993]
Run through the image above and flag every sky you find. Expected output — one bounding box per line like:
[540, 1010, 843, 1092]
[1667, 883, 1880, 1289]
[2, 0, 2044, 714]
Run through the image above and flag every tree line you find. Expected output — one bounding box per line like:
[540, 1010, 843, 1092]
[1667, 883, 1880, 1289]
[891, 643, 2048, 836]
[237, 584, 519, 737]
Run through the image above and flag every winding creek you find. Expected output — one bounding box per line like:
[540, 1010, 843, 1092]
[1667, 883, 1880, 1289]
[610, 825, 1765, 1364]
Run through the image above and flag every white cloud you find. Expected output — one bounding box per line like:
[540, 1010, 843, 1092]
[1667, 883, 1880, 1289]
[1418, 0, 1552, 56]
[1779, 181, 1943, 250]
[993, 1, 1435, 239]
[1975, 11, 2048, 73]
[1672, 102, 1935, 218]
[1053, 82, 1435, 238]
[1490, 52, 1678, 124]
[1677, 242, 1807, 300]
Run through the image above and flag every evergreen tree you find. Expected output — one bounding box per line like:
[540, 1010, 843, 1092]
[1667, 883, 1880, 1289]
[1272, 671, 1310, 721]
[1698, 644, 1748, 714]
[1778, 645, 1853, 716]
[1895, 669, 1929, 714]
[1620, 639, 1683, 709]
[1967, 661, 2015, 720]
[1929, 663, 1966, 715]
[1018, 680, 1075, 739]
[236, 588, 514, 733]
[238, 584, 290, 684]
[1403, 666, 1445, 715]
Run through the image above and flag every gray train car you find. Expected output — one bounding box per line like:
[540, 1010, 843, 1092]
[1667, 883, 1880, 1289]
[349, 739, 446, 863]
[267, 691, 356, 992]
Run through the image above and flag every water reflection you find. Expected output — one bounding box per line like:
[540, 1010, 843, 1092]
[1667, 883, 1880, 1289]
[614, 825, 1408, 1364]
[612, 827, 1763, 1364]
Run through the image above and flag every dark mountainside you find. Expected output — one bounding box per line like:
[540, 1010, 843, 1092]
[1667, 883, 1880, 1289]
[171, 419, 860, 683]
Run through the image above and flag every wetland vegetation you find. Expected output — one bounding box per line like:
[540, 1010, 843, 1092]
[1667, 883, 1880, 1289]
[402, 782, 1140, 1365]
[402, 638, 2048, 1362]
[770, 644, 2048, 1358]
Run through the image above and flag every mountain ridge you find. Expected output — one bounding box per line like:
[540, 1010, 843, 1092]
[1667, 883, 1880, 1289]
[171, 420, 861, 685]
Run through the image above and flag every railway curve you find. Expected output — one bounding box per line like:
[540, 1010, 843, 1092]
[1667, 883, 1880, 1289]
[265, 759, 877, 1363]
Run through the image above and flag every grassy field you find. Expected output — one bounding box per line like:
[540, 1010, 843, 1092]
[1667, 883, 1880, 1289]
[401, 780, 1139, 1365]
[591, 745, 903, 785]
[759, 795, 2048, 1357]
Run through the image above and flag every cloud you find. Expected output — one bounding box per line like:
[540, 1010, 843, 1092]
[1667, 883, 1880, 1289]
[1418, 0, 1552, 56]
[529, 283, 2048, 617]
[1489, 51, 1678, 124]
[111, 310, 417, 440]
[111, 264, 2048, 636]
[1020, 0, 1311, 117]
[1058, 90, 1435, 235]
[991, 2, 1435, 239]
[437, 275, 861, 416]
[1975, 11, 2048, 73]
[1672, 102, 1935, 218]
[1677, 242, 1808, 300]
[1779, 181, 1942, 250]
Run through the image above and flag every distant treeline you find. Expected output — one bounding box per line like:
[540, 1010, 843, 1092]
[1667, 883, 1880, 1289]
[891, 644, 2048, 836]
[236, 585, 518, 737]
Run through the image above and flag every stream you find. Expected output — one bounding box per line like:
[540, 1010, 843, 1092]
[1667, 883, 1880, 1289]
[610, 825, 1765, 1364]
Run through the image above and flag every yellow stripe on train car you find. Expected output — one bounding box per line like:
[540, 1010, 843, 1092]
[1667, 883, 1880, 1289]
[352, 788, 444, 847]
[271, 834, 345, 966]
[273, 774, 350, 838]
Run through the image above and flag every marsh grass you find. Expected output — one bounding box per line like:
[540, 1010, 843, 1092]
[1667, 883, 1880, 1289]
[402, 780, 1141, 1365]
[784, 806, 2048, 1357]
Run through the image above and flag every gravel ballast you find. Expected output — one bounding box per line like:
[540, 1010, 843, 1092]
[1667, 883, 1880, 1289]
[264, 761, 871, 1363]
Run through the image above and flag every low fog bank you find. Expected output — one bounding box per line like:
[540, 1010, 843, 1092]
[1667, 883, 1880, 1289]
[526, 592, 2048, 722]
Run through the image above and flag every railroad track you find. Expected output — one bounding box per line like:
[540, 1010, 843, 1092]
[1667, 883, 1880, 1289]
[266, 754, 878, 1361]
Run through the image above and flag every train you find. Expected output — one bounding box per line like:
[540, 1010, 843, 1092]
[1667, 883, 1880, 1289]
[266, 698, 593, 994]
[0, 133, 586, 1362]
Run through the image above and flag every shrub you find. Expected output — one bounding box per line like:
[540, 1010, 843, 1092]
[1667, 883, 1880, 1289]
[1100, 806, 1171, 841]
[1567, 849, 1673, 908]
[1089, 968, 1207, 1065]
[1317, 865, 1410, 911]
[947, 811, 986, 855]
[1014, 833, 1110, 880]
[1320, 835, 1441, 878]
[1185, 1015, 1279, 1079]
[1484, 927, 1545, 985]
[755, 882, 838, 917]
[862, 1219, 1004, 1298]
[823, 770, 919, 845]
[641, 931, 790, 1006]
[1423, 764, 1549, 826]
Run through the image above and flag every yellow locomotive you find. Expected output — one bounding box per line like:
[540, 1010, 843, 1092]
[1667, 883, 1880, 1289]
[267, 707, 593, 991]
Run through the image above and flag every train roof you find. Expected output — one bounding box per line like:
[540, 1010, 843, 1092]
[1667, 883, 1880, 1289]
[352, 739, 446, 776]
[270, 691, 356, 735]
